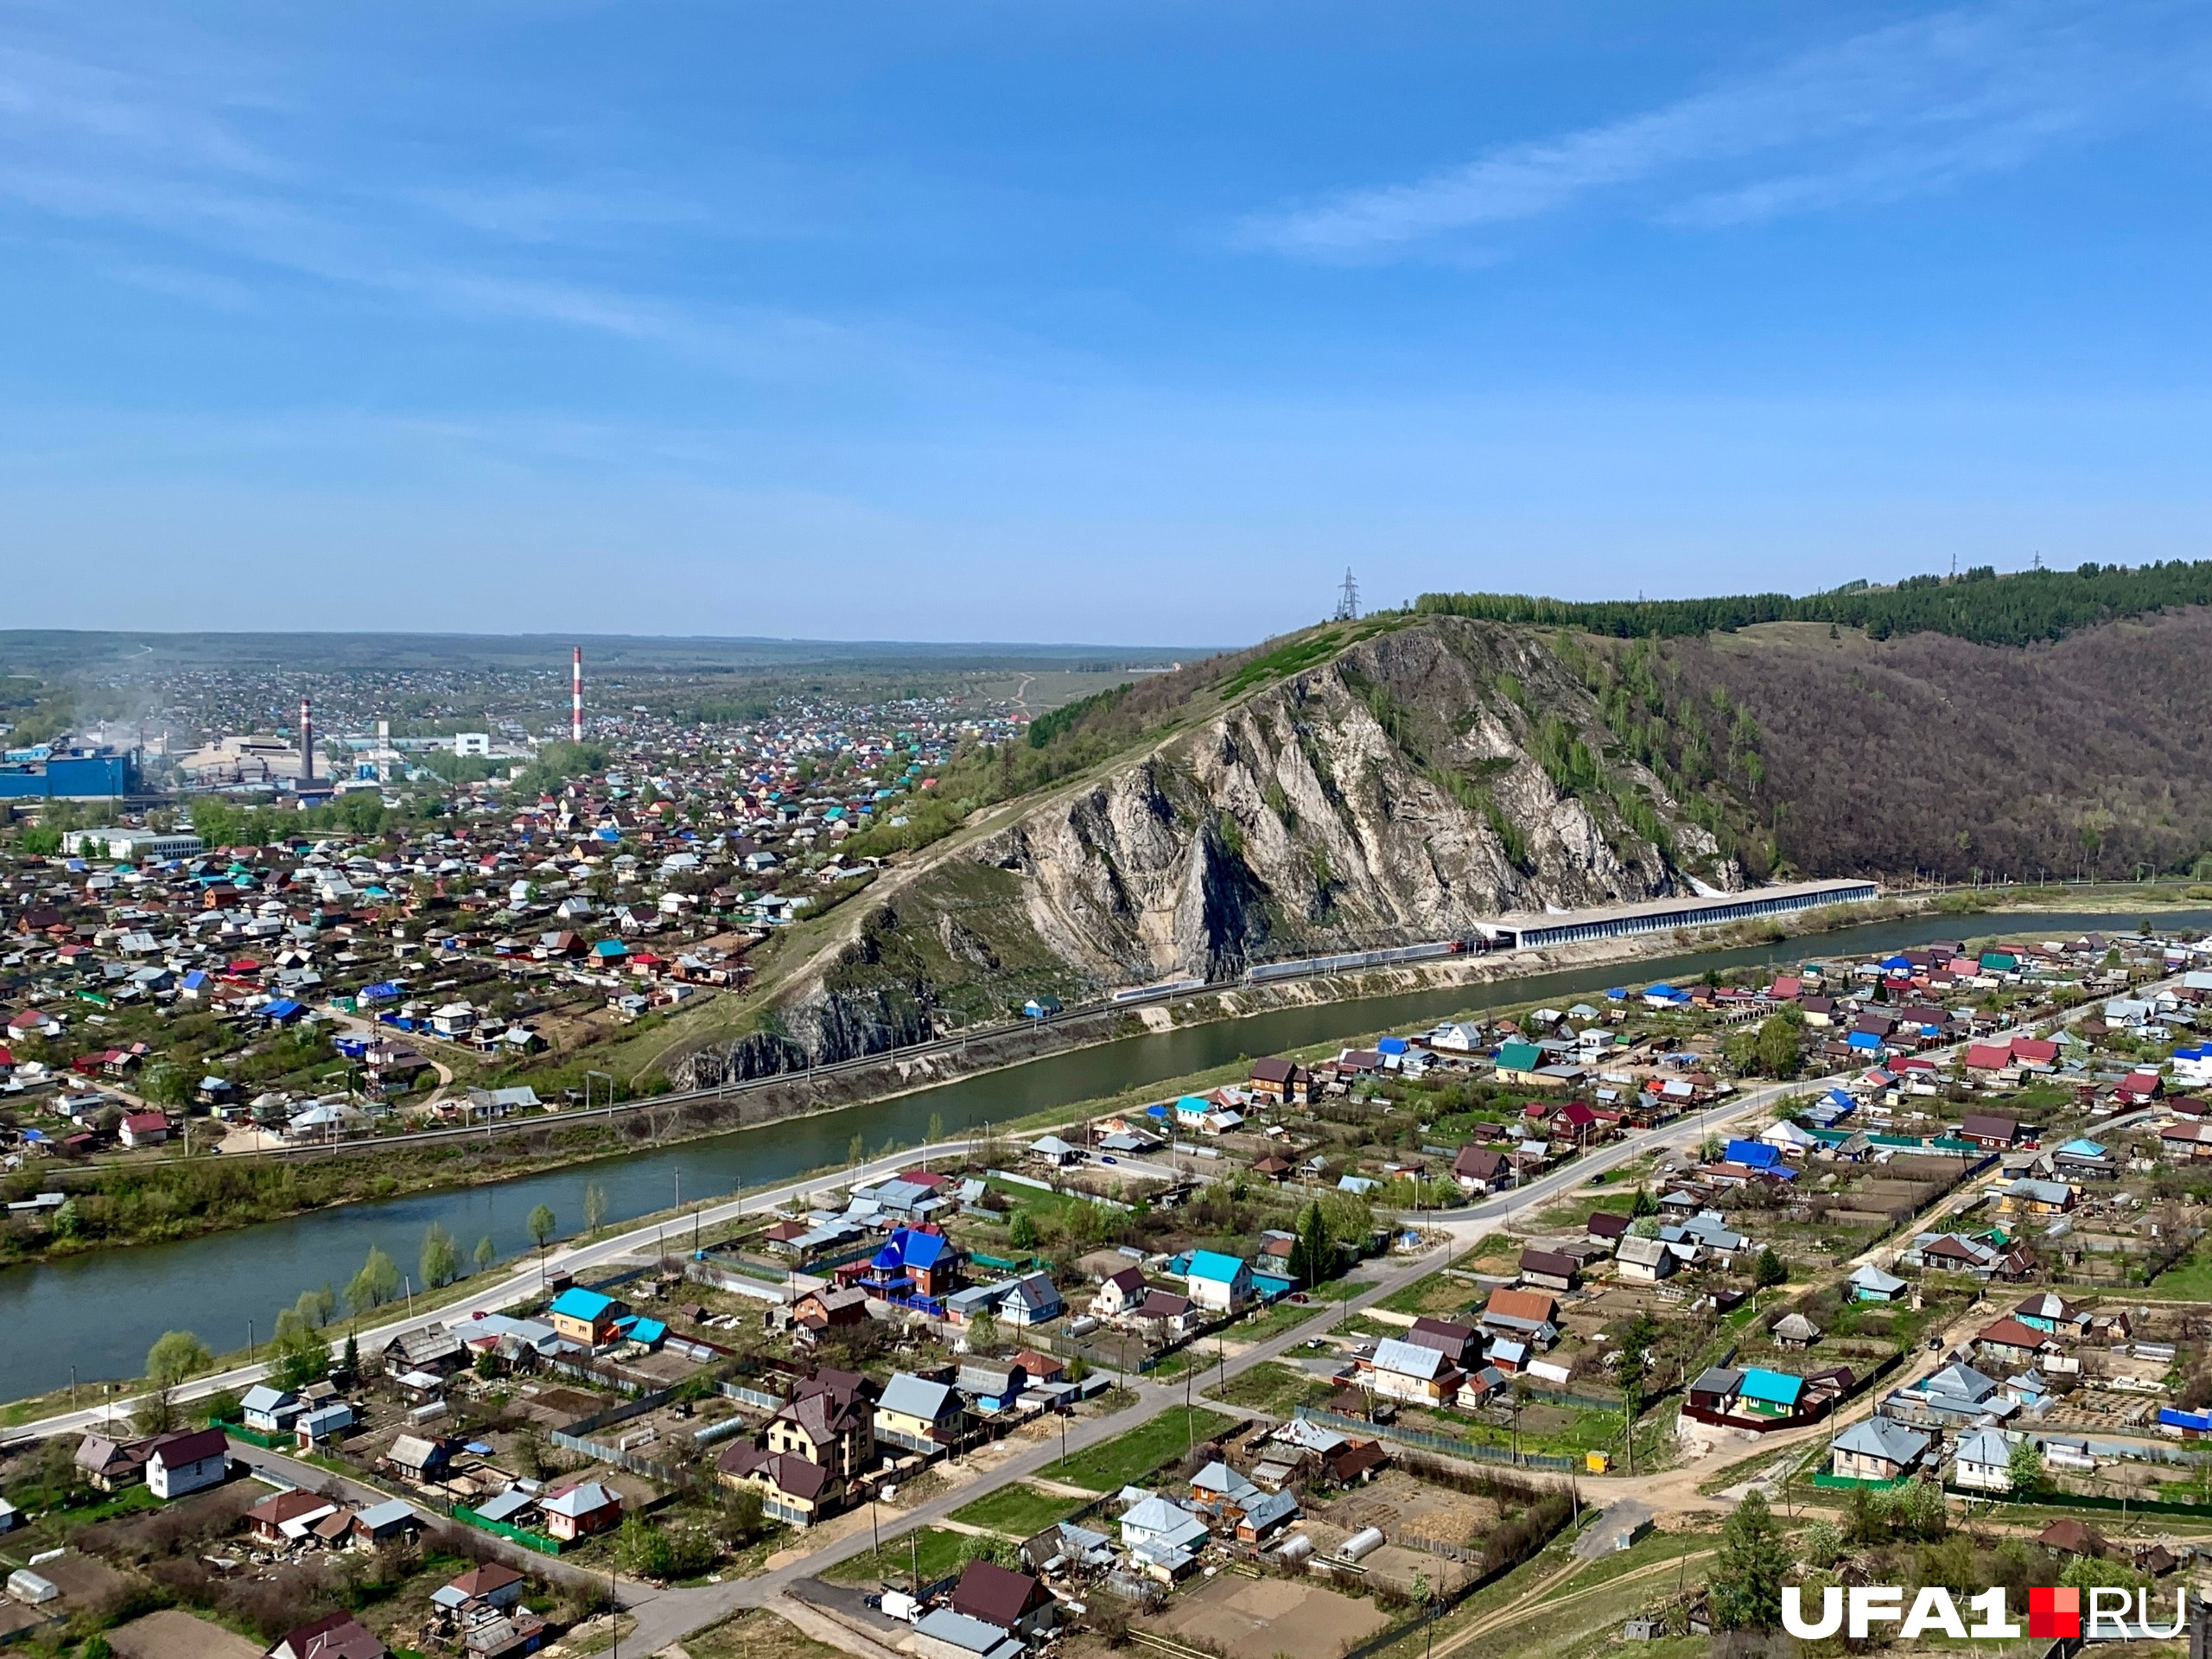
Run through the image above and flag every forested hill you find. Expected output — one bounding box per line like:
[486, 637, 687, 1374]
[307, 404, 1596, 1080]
[1414, 560, 2212, 647]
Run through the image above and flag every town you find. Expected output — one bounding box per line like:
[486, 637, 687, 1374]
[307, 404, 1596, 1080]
[10, 893, 2212, 1659]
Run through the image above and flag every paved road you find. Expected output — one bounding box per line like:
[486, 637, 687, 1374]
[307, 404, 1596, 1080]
[613, 1073, 1819, 1651]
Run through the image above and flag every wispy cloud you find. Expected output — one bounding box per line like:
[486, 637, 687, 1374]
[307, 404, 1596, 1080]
[0, 21, 859, 380]
[1246, 3, 2186, 259]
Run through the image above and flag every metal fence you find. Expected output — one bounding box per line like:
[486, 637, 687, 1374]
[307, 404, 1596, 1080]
[1293, 1406, 1575, 1472]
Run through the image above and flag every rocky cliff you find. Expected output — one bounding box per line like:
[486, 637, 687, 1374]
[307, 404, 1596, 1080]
[671, 617, 1742, 1087]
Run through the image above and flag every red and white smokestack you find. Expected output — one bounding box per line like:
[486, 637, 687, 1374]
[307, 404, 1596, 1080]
[572, 646, 583, 744]
[300, 696, 315, 785]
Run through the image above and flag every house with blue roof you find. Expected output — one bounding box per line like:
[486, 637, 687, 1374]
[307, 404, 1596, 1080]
[1736, 1368, 1805, 1417]
[547, 1287, 624, 1347]
[1723, 1138, 1783, 1171]
[1184, 1250, 1255, 1314]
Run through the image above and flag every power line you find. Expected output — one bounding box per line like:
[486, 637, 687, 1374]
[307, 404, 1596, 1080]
[1334, 567, 1360, 622]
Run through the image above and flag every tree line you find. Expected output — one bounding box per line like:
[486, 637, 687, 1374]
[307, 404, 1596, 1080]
[1414, 558, 2212, 648]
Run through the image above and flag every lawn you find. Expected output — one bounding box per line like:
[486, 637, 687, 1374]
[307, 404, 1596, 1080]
[1376, 1272, 1476, 1318]
[949, 1482, 1081, 1537]
[1206, 1361, 1327, 1416]
[2149, 1247, 2212, 1300]
[825, 1526, 989, 1587]
[1035, 1406, 1238, 1491]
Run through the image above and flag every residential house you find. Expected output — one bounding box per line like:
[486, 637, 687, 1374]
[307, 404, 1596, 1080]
[545, 1287, 625, 1348]
[1479, 1287, 1560, 1349]
[2011, 1294, 2088, 1337]
[765, 1376, 876, 1479]
[1092, 1266, 1151, 1321]
[538, 1480, 622, 1541]
[950, 1560, 1057, 1637]
[268, 1612, 390, 1659]
[433, 1564, 526, 1617]
[1452, 1146, 1510, 1194]
[1615, 1236, 1675, 1283]
[717, 1444, 836, 1526]
[1829, 1418, 1930, 1484]
[1404, 1318, 1478, 1365]
[1958, 1112, 2021, 1149]
[1185, 1250, 1255, 1314]
[146, 1428, 228, 1499]
[241, 1385, 306, 1435]
[1975, 1318, 2058, 1370]
[382, 1434, 450, 1484]
[1998, 1179, 2075, 1218]
[1516, 1249, 1580, 1294]
[249, 1489, 340, 1547]
[1361, 1337, 1463, 1406]
[118, 1110, 169, 1148]
[1847, 1264, 1908, 1304]
[1954, 1427, 2022, 1493]
[957, 1359, 1028, 1413]
[1247, 1058, 1314, 1105]
[874, 1373, 968, 1452]
[73, 1434, 147, 1492]
[910, 1611, 1026, 1659]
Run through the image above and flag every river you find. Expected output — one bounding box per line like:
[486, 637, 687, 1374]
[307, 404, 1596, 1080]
[3, 906, 2197, 1403]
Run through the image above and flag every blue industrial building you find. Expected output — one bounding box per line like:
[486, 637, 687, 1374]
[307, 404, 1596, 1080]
[0, 751, 138, 799]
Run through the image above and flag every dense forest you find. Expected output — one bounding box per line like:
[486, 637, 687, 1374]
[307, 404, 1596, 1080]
[1414, 560, 2212, 647]
[1651, 613, 2212, 882]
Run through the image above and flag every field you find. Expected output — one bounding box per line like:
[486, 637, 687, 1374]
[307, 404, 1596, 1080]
[947, 1481, 1082, 1537]
[823, 1525, 985, 1587]
[1150, 1574, 1389, 1659]
[1206, 1360, 1330, 1415]
[683, 1609, 852, 1659]
[1034, 1407, 1239, 1491]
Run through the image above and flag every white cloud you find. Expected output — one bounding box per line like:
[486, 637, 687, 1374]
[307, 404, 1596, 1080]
[1247, 3, 2182, 258]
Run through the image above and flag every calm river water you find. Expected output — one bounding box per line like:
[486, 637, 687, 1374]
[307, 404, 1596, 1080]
[4, 906, 2197, 1402]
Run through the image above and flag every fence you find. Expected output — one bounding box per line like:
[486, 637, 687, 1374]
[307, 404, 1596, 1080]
[1944, 1485, 2212, 1518]
[452, 1503, 564, 1554]
[1294, 1407, 1575, 1472]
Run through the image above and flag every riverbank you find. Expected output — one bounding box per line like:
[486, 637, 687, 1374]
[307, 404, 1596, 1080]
[5, 882, 2199, 1271]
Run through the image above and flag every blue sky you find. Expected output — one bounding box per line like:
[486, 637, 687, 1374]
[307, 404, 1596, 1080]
[4, 1, 2211, 644]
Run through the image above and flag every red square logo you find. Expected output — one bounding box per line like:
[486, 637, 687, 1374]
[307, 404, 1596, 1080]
[2030, 1587, 2081, 1639]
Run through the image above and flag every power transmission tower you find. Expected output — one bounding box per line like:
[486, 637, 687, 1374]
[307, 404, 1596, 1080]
[1333, 567, 1360, 622]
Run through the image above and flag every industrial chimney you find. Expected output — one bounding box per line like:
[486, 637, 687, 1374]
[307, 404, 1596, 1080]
[299, 697, 315, 785]
[572, 646, 584, 744]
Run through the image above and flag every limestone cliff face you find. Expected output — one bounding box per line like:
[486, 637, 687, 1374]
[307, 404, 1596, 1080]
[972, 617, 1734, 984]
[672, 617, 1737, 1085]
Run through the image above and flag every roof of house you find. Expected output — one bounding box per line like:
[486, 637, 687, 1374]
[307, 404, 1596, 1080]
[149, 1427, 228, 1467]
[1832, 1417, 1930, 1465]
[1371, 1338, 1452, 1380]
[950, 1560, 1051, 1630]
[878, 1373, 959, 1421]
[1185, 1249, 1248, 1283]
[542, 1480, 621, 1518]
[547, 1287, 615, 1322]
[1483, 1287, 1558, 1325]
[1737, 1368, 1804, 1406]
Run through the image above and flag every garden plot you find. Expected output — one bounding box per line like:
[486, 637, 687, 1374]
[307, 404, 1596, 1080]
[1147, 1573, 1389, 1659]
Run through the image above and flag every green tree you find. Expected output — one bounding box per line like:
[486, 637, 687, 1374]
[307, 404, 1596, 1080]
[346, 1245, 403, 1313]
[475, 1234, 499, 1274]
[419, 1223, 459, 1288]
[146, 1330, 211, 1389]
[2007, 1437, 2048, 1497]
[1754, 1247, 1789, 1288]
[1630, 1185, 1659, 1218]
[1710, 1489, 1789, 1630]
[295, 1285, 338, 1327]
[968, 1306, 1000, 1354]
[1008, 1212, 1039, 1250]
[583, 1183, 608, 1235]
[270, 1321, 327, 1390]
[927, 1112, 945, 1147]
[340, 1331, 359, 1380]
[527, 1204, 557, 1267]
